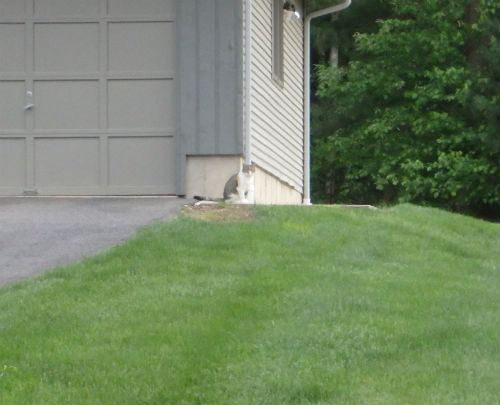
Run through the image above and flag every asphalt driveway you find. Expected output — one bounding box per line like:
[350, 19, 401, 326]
[0, 197, 190, 286]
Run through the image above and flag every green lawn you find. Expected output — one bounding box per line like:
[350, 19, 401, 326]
[0, 204, 498, 404]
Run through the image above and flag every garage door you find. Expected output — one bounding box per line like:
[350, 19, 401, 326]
[0, 0, 177, 195]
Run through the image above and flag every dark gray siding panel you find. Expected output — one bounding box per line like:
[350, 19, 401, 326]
[177, 0, 198, 155]
[198, 1, 217, 154]
[177, 0, 243, 156]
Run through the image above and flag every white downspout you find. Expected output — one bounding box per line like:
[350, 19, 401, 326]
[244, 0, 253, 165]
[303, 0, 352, 205]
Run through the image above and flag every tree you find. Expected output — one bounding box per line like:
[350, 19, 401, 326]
[312, 0, 500, 219]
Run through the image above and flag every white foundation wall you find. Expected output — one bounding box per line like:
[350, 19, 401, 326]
[185, 156, 242, 199]
[254, 166, 302, 204]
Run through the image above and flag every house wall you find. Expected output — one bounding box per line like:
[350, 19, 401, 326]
[176, 0, 244, 195]
[245, 0, 305, 202]
[178, 0, 305, 203]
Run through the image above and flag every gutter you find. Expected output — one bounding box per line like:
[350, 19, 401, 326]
[303, 0, 352, 205]
[244, 0, 253, 165]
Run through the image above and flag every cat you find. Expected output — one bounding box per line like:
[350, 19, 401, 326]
[223, 163, 255, 204]
[193, 163, 255, 204]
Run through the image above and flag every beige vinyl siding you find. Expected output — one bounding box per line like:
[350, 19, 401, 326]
[245, 0, 304, 193]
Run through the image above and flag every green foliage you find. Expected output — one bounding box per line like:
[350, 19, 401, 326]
[312, 0, 500, 219]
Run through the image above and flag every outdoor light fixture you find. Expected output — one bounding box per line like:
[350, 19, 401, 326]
[283, 1, 301, 20]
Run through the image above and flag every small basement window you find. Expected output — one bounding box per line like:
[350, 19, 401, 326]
[272, 0, 284, 85]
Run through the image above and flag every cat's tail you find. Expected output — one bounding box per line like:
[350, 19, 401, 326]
[193, 195, 224, 202]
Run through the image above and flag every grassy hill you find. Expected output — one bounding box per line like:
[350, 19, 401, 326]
[0, 204, 498, 404]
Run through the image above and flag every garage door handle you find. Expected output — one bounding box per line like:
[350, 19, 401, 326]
[24, 103, 34, 110]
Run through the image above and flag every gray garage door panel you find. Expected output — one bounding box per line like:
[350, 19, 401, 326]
[0, 24, 25, 72]
[0, 81, 25, 129]
[0, 0, 177, 196]
[0, 139, 26, 191]
[34, 23, 100, 73]
[34, 81, 101, 130]
[34, 0, 101, 17]
[107, 135, 176, 193]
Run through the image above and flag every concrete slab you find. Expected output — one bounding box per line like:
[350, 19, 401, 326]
[0, 197, 190, 286]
